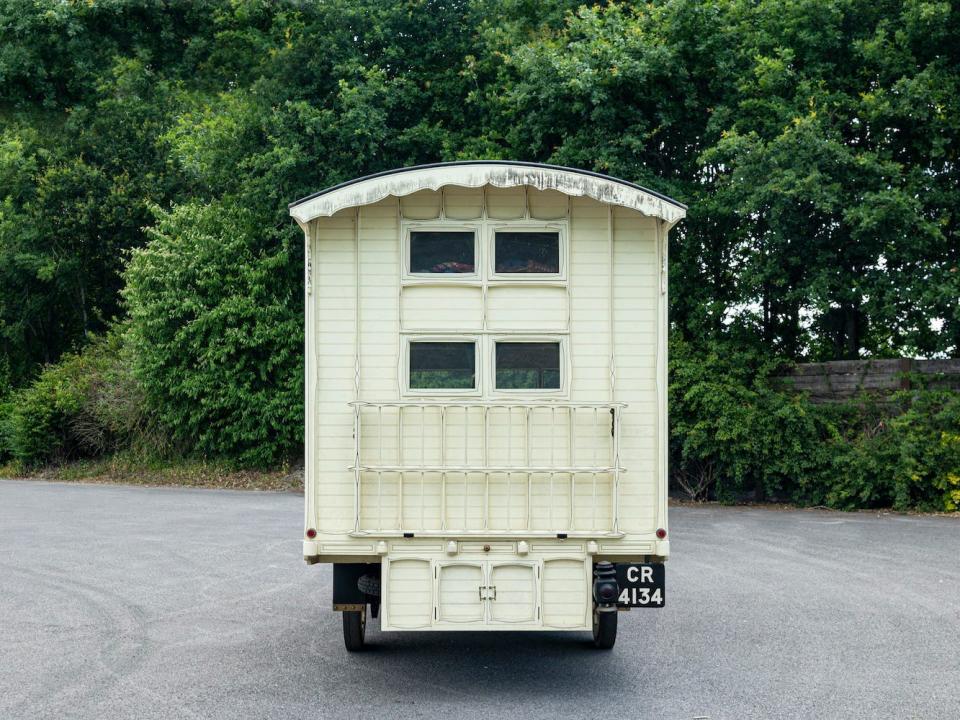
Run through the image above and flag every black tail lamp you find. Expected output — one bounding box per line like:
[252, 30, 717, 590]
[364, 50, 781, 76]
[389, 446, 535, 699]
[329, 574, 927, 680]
[593, 561, 619, 606]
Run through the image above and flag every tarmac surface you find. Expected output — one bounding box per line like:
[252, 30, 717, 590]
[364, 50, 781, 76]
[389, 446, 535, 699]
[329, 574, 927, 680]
[1, 479, 958, 719]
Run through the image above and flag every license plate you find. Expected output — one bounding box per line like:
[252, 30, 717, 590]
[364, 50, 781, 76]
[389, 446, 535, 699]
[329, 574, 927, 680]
[615, 563, 665, 607]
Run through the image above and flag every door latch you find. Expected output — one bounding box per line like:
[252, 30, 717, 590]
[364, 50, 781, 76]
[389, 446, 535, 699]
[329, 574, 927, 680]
[478, 585, 497, 600]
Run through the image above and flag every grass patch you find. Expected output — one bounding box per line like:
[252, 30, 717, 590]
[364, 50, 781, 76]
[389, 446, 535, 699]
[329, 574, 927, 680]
[0, 451, 302, 492]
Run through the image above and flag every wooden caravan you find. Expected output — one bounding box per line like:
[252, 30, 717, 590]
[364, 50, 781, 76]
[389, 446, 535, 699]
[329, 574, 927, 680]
[289, 161, 686, 650]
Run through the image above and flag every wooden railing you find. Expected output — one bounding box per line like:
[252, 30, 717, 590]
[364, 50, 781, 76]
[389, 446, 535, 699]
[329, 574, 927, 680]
[348, 401, 626, 538]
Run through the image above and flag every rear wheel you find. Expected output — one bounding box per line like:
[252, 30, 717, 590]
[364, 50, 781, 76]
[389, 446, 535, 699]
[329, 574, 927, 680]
[592, 607, 617, 649]
[342, 607, 367, 652]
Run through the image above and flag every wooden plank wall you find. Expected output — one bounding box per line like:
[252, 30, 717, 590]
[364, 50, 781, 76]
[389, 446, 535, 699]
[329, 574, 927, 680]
[779, 359, 960, 401]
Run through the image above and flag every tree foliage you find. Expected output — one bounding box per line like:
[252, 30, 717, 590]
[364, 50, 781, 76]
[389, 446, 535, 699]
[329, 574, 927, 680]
[123, 202, 301, 467]
[1, 332, 162, 468]
[670, 339, 960, 511]
[0, 0, 957, 472]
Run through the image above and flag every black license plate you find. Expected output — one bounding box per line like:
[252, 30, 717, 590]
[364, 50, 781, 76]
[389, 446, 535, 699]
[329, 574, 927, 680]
[615, 563, 665, 607]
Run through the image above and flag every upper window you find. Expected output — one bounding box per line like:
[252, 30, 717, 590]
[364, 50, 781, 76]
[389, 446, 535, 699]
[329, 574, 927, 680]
[494, 231, 560, 274]
[495, 342, 561, 390]
[409, 231, 475, 274]
[409, 341, 476, 390]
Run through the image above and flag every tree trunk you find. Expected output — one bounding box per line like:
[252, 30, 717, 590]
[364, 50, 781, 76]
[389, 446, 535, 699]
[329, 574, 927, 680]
[844, 305, 859, 360]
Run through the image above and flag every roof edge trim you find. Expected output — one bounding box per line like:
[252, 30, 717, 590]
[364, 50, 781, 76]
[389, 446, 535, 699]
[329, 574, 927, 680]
[289, 161, 687, 226]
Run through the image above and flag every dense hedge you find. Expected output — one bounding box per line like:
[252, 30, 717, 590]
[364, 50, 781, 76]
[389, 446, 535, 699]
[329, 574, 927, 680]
[4, 332, 957, 511]
[669, 339, 960, 511]
[1, 0, 957, 501]
[818, 391, 960, 512]
[669, 338, 829, 504]
[0, 201, 302, 470]
[122, 202, 302, 467]
[0, 333, 163, 468]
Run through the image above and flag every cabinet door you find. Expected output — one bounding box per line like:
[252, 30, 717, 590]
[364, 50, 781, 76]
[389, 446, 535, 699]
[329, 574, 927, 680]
[488, 562, 539, 624]
[384, 558, 433, 630]
[541, 558, 590, 628]
[436, 562, 485, 624]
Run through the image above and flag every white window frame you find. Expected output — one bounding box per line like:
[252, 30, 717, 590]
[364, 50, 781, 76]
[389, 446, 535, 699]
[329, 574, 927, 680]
[402, 224, 480, 282]
[402, 335, 482, 397]
[488, 335, 568, 397]
[397, 214, 571, 399]
[488, 223, 567, 282]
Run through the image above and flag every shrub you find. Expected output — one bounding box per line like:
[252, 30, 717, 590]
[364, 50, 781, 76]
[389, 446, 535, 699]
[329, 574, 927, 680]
[5, 346, 101, 467]
[798, 396, 897, 510]
[2, 332, 163, 468]
[805, 392, 960, 512]
[123, 201, 302, 467]
[0, 356, 11, 462]
[0, 399, 13, 464]
[669, 337, 831, 502]
[887, 391, 960, 511]
[670, 337, 960, 512]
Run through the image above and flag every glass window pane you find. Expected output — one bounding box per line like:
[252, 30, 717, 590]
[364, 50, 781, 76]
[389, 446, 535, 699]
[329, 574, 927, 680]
[410, 231, 475, 273]
[410, 342, 475, 389]
[496, 342, 561, 389]
[494, 231, 560, 274]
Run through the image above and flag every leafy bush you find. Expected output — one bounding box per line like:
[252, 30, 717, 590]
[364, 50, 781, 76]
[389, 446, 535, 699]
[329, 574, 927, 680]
[0, 356, 11, 462]
[803, 392, 960, 512]
[123, 201, 302, 467]
[670, 338, 960, 512]
[880, 392, 959, 512]
[5, 347, 101, 466]
[1, 333, 161, 468]
[0, 401, 12, 465]
[669, 337, 831, 502]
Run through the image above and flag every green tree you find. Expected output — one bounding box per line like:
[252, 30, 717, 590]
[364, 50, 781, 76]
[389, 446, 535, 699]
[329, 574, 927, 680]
[2, 0, 959, 473]
[700, 0, 959, 358]
[123, 201, 301, 466]
[484, 0, 959, 358]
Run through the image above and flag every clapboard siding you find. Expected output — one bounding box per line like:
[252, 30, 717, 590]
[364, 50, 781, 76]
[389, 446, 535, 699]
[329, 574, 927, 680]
[611, 207, 660, 532]
[309, 186, 667, 547]
[312, 210, 359, 533]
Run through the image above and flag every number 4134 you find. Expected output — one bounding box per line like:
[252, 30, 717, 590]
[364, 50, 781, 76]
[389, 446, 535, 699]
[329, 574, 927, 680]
[619, 587, 663, 605]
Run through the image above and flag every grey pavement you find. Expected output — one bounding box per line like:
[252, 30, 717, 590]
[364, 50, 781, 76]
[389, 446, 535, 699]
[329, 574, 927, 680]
[1, 479, 957, 720]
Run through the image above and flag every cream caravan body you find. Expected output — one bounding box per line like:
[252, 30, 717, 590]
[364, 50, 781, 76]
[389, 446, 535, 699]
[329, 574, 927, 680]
[290, 162, 686, 649]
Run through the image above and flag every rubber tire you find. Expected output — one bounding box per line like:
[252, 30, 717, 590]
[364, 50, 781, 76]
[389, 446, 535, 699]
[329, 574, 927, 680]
[342, 607, 366, 652]
[592, 607, 617, 649]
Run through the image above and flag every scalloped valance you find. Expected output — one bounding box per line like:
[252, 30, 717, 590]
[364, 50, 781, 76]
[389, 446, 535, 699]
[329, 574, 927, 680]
[289, 161, 686, 227]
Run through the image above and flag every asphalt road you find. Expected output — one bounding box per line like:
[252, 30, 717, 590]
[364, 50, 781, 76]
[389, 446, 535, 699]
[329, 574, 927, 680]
[1, 480, 958, 720]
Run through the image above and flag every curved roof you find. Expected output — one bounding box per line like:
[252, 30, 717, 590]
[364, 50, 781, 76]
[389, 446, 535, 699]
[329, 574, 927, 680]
[289, 161, 687, 226]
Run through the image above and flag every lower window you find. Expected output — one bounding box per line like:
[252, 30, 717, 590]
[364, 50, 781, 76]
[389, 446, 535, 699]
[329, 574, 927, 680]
[409, 341, 476, 390]
[495, 342, 561, 390]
